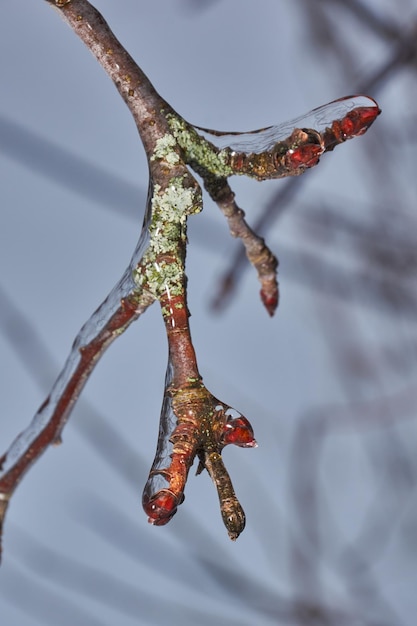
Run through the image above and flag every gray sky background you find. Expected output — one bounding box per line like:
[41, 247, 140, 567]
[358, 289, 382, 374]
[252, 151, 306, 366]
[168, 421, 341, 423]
[1, 1, 417, 625]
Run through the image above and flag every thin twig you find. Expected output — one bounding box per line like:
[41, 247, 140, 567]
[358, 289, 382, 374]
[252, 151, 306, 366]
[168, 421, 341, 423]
[211, 178, 300, 312]
[204, 176, 279, 316]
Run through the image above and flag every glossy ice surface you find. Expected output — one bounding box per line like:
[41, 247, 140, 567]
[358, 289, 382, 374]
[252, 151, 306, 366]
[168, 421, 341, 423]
[195, 95, 380, 154]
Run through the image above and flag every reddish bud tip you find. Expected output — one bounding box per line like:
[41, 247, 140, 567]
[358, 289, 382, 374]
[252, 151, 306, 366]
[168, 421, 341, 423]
[222, 416, 257, 448]
[260, 289, 279, 316]
[142, 489, 180, 526]
[340, 105, 381, 138]
[287, 144, 323, 170]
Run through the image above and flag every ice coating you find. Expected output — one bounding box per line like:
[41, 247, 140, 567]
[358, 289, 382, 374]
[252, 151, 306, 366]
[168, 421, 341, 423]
[194, 95, 380, 154]
[142, 360, 179, 521]
[142, 383, 258, 530]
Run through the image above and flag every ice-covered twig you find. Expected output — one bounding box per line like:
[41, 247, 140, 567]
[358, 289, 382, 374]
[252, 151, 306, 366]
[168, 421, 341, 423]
[0, 231, 154, 548]
[142, 275, 257, 541]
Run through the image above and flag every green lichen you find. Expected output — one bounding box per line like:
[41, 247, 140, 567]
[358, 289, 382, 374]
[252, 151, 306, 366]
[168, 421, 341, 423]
[151, 178, 201, 222]
[167, 114, 234, 178]
[137, 258, 184, 298]
[151, 134, 180, 165]
[132, 177, 202, 299]
[160, 305, 171, 318]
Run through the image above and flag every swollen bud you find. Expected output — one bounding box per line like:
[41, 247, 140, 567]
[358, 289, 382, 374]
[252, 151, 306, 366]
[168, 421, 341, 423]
[221, 416, 257, 448]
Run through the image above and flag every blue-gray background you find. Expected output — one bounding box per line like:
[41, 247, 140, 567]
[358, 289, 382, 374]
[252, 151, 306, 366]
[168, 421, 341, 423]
[1, 1, 417, 624]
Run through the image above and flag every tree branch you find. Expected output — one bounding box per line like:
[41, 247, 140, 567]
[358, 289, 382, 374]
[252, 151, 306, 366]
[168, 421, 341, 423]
[0, 0, 380, 556]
